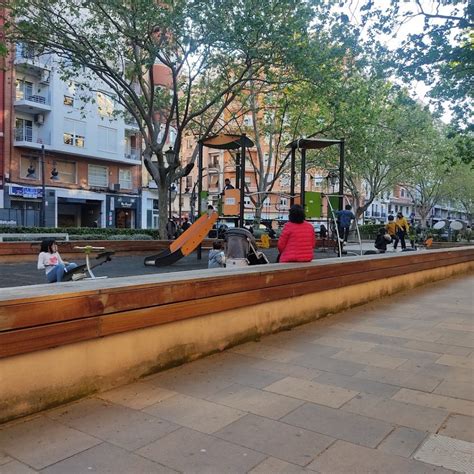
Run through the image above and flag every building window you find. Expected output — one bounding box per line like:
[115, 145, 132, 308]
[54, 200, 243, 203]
[53, 160, 76, 184]
[97, 126, 117, 153]
[119, 168, 132, 189]
[400, 188, 405, 197]
[63, 95, 74, 107]
[15, 118, 33, 142]
[64, 119, 85, 147]
[15, 79, 33, 100]
[21, 155, 38, 179]
[97, 91, 114, 117]
[88, 164, 108, 187]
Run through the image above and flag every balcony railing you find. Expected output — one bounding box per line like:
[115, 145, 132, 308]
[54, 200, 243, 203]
[14, 128, 51, 146]
[15, 92, 50, 106]
[124, 148, 140, 160]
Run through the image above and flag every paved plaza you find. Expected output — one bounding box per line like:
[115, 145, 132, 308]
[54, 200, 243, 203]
[0, 275, 473, 473]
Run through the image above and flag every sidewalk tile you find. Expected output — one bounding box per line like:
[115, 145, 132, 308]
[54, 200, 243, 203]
[342, 393, 448, 432]
[291, 353, 366, 376]
[264, 376, 358, 408]
[377, 427, 427, 458]
[228, 342, 302, 363]
[249, 457, 310, 473]
[392, 388, 474, 417]
[313, 371, 400, 398]
[436, 354, 474, 370]
[0, 452, 12, 465]
[214, 414, 334, 466]
[311, 335, 377, 352]
[0, 460, 37, 473]
[307, 440, 453, 473]
[403, 340, 472, 357]
[143, 394, 245, 434]
[413, 434, 474, 473]
[97, 381, 177, 409]
[208, 384, 304, 419]
[41, 442, 177, 474]
[248, 358, 323, 381]
[281, 402, 393, 448]
[0, 416, 100, 470]
[438, 414, 474, 443]
[331, 349, 407, 369]
[47, 398, 178, 450]
[434, 380, 474, 402]
[137, 427, 266, 473]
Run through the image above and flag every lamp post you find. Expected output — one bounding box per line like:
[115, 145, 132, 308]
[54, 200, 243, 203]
[41, 145, 46, 227]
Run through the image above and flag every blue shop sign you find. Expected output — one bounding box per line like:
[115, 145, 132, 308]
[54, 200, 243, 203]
[10, 185, 43, 199]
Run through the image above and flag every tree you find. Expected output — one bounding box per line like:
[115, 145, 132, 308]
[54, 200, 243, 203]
[361, 0, 473, 130]
[2, 0, 316, 236]
[441, 162, 474, 224]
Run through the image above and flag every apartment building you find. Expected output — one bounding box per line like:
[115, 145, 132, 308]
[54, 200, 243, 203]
[0, 43, 142, 228]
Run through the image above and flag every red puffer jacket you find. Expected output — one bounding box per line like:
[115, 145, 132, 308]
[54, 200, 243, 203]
[277, 221, 315, 262]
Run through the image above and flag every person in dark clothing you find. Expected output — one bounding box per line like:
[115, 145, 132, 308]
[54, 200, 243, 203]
[181, 217, 191, 232]
[166, 219, 177, 240]
[374, 227, 390, 253]
[319, 224, 328, 239]
[223, 178, 234, 190]
[335, 204, 355, 242]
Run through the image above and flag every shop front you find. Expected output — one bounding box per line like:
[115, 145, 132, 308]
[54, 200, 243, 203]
[106, 194, 139, 229]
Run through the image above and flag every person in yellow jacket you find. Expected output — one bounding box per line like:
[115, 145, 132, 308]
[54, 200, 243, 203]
[395, 212, 410, 250]
[385, 215, 399, 249]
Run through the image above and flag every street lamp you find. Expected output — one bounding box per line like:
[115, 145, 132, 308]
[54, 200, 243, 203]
[326, 170, 339, 189]
[165, 147, 175, 165]
[41, 145, 46, 227]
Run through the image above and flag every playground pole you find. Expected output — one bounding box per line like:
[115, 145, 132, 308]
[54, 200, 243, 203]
[290, 146, 296, 207]
[300, 148, 306, 209]
[197, 140, 203, 259]
[235, 152, 241, 189]
[339, 138, 345, 211]
[239, 135, 246, 228]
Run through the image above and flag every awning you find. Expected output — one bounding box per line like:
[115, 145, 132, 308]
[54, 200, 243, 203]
[286, 137, 342, 150]
[201, 134, 254, 150]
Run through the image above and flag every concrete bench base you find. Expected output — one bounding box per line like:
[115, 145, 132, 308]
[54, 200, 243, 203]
[1, 249, 472, 423]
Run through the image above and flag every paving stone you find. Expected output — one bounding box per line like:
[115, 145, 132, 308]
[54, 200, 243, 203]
[313, 371, 400, 398]
[436, 354, 474, 370]
[208, 383, 304, 419]
[0, 451, 13, 465]
[377, 427, 427, 458]
[438, 414, 474, 443]
[418, 363, 474, 384]
[311, 335, 377, 352]
[369, 344, 441, 362]
[434, 380, 474, 402]
[403, 340, 472, 357]
[342, 393, 448, 432]
[354, 366, 443, 392]
[326, 328, 413, 347]
[436, 333, 474, 349]
[435, 322, 474, 333]
[228, 341, 302, 363]
[143, 393, 246, 434]
[264, 376, 358, 408]
[307, 440, 453, 474]
[137, 427, 266, 473]
[413, 433, 474, 474]
[47, 398, 178, 451]
[331, 349, 408, 369]
[392, 388, 474, 417]
[214, 414, 334, 466]
[281, 402, 394, 448]
[0, 416, 100, 470]
[248, 358, 323, 381]
[0, 460, 37, 473]
[249, 457, 310, 473]
[41, 442, 177, 474]
[97, 381, 177, 409]
[291, 353, 366, 376]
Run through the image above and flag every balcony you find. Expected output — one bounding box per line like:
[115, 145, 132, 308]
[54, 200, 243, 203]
[14, 127, 51, 149]
[14, 92, 51, 114]
[124, 115, 140, 131]
[14, 45, 52, 73]
[124, 147, 140, 161]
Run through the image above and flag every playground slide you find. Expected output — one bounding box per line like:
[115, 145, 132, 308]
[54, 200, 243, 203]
[144, 211, 218, 267]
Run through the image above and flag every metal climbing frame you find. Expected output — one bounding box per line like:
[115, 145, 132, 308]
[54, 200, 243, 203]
[326, 194, 363, 257]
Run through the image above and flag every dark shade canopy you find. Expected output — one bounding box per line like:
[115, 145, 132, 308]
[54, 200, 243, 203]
[286, 137, 342, 150]
[201, 134, 254, 150]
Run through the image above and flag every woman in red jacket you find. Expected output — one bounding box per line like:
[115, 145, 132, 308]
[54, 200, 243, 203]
[278, 205, 315, 262]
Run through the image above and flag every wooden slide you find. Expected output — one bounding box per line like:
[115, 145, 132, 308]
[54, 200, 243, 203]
[144, 212, 218, 267]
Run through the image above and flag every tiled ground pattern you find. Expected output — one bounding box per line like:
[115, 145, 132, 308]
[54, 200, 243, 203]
[0, 275, 473, 473]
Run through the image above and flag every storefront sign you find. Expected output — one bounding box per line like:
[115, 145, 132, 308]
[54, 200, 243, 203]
[9, 185, 43, 199]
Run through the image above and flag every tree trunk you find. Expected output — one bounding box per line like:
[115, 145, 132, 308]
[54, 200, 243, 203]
[158, 185, 169, 240]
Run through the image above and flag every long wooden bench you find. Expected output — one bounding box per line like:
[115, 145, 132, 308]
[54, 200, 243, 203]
[1, 247, 473, 423]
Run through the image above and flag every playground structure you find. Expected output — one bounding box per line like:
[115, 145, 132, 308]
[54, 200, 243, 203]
[61, 246, 114, 281]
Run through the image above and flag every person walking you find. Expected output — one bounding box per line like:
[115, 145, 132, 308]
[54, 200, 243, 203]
[335, 204, 355, 243]
[396, 212, 410, 250]
[277, 205, 315, 263]
[37, 239, 77, 283]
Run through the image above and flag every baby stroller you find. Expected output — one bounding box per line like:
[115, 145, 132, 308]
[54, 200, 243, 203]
[225, 228, 269, 267]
